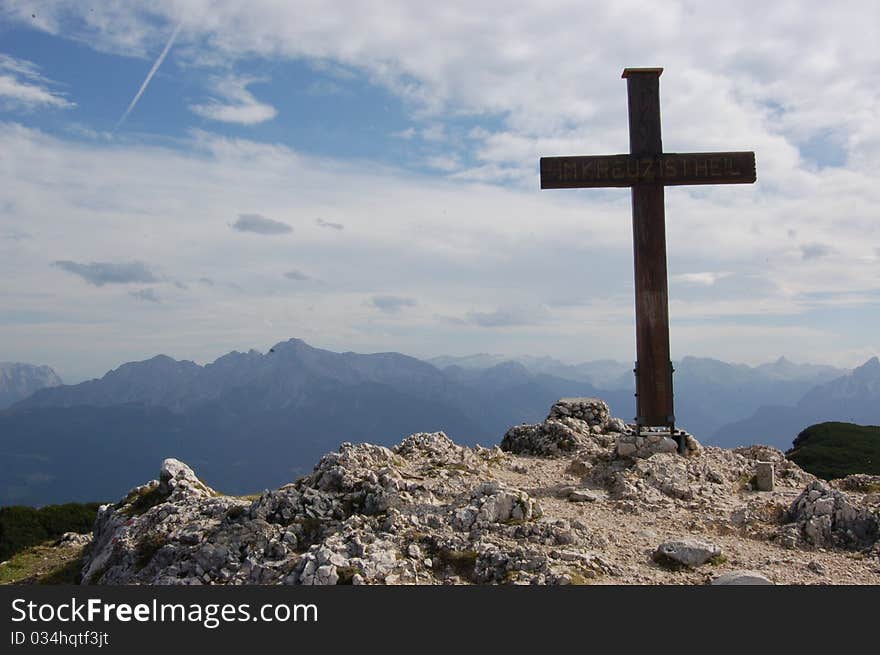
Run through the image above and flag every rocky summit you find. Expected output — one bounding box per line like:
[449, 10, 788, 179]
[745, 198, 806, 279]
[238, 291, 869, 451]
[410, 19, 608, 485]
[77, 398, 880, 585]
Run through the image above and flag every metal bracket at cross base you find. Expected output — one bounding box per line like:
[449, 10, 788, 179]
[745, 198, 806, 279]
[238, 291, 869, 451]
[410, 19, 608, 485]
[633, 360, 685, 454]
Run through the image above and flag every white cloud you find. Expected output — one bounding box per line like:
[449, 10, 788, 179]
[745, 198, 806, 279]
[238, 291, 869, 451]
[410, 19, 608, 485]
[190, 76, 277, 125]
[9, 3, 880, 173]
[672, 272, 732, 287]
[3, 2, 880, 373]
[0, 53, 74, 110]
[8, 114, 870, 375]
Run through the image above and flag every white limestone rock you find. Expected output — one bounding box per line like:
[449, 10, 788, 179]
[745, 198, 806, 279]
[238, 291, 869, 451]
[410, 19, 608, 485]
[782, 480, 879, 550]
[501, 398, 621, 457]
[654, 538, 722, 568]
[711, 570, 774, 585]
[74, 398, 879, 587]
[567, 489, 599, 503]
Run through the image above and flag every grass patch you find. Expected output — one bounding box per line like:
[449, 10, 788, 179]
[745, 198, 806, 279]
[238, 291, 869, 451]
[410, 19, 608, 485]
[651, 551, 689, 571]
[118, 484, 167, 517]
[335, 565, 358, 585]
[0, 541, 85, 585]
[708, 553, 728, 566]
[565, 568, 598, 585]
[502, 518, 527, 526]
[652, 550, 726, 571]
[225, 505, 247, 521]
[502, 569, 521, 584]
[39, 557, 84, 584]
[289, 516, 331, 549]
[737, 474, 758, 492]
[435, 549, 478, 580]
[134, 534, 167, 571]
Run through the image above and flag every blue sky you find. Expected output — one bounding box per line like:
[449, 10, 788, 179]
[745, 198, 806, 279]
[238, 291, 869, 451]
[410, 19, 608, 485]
[1, 1, 879, 382]
[0, 16, 473, 167]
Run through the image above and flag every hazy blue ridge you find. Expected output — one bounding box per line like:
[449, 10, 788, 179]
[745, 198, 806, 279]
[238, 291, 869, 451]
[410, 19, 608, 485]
[2, 340, 871, 507]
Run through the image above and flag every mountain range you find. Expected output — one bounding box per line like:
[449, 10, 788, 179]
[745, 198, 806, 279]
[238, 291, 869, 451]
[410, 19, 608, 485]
[2, 339, 877, 507]
[0, 339, 608, 506]
[711, 357, 880, 448]
[432, 353, 849, 437]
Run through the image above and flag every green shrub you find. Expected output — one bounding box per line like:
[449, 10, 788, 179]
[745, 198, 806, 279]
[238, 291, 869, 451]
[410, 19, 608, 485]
[786, 422, 880, 480]
[134, 534, 167, 571]
[0, 502, 102, 561]
[435, 549, 478, 580]
[119, 485, 166, 517]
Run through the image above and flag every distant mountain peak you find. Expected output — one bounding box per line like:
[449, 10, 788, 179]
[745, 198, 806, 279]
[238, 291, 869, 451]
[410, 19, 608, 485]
[854, 356, 880, 374]
[0, 362, 63, 409]
[113, 354, 198, 373]
[270, 337, 314, 354]
[148, 354, 178, 364]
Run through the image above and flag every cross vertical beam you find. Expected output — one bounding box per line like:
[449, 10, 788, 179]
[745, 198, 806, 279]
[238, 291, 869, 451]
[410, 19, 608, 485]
[539, 68, 756, 453]
[623, 68, 675, 434]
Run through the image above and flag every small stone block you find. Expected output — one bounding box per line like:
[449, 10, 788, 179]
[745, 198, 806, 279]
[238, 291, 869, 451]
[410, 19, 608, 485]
[755, 461, 774, 491]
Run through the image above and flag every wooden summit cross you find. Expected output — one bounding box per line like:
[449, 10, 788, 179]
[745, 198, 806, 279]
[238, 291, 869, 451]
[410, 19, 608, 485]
[540, 68, 756, 451]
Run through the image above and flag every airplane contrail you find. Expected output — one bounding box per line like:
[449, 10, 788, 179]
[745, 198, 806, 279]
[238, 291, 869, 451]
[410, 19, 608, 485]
[115, 22, 182, 130]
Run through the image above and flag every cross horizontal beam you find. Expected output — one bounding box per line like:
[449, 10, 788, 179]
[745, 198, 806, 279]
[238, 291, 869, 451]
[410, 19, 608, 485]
[540, 151, 756, 189]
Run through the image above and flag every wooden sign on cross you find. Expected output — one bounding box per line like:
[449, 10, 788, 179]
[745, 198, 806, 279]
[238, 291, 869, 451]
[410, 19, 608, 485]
[540, 68, 756, 451]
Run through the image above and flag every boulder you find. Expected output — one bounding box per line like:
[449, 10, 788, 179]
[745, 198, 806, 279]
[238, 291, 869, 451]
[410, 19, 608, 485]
[548, 398, 610, 427]
[159, 458, 214, 498]
[452, 482, 542, 531]
[55, 532, 92, 547]
[500, 398, 622, 457]
[711, 570, 773, 585]
[654, 538, 722, 568]
[616, 430, 701, 460]
[782, 481, 879, 550]
[567, 490, 599, 503]
[501, 419, 592, 456]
